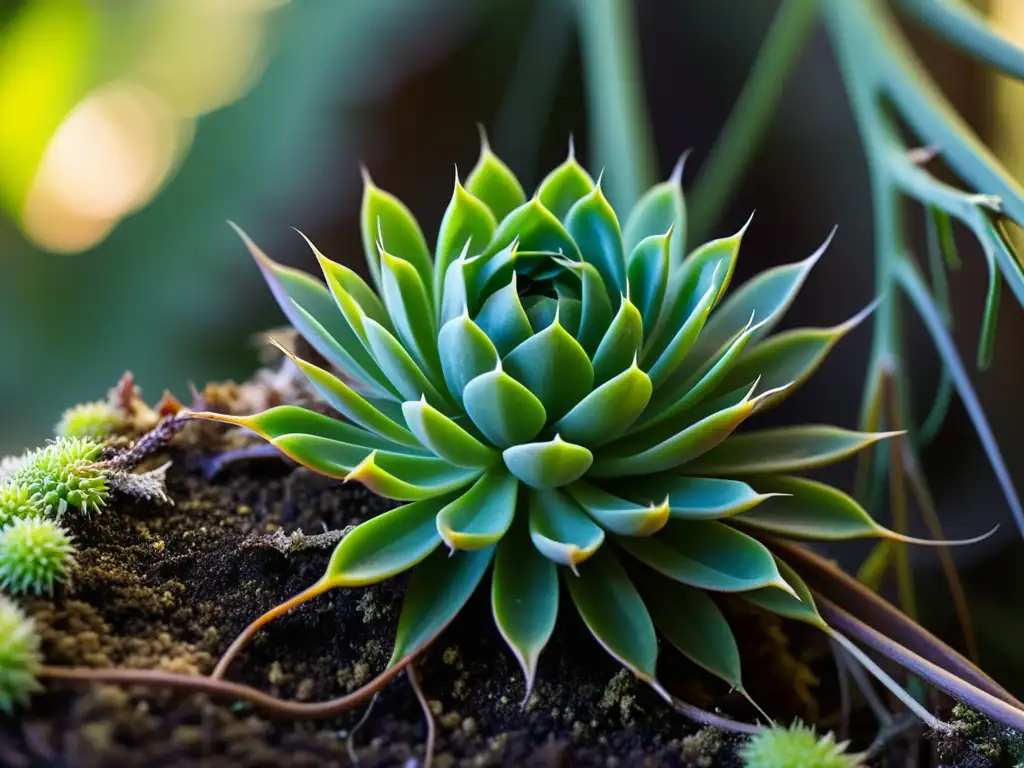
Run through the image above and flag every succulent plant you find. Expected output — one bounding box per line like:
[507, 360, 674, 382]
[7, 438, 108, 516]
[740, 720, 863, 768]
[0, 482, 38, 529]
[198, 140, 953, 710]
[0, 516, 77, 595]
[0, 596, 43, 712]
[55, 400, 122, 440]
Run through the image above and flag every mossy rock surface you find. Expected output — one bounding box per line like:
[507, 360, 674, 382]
[0, 433, 971, 767]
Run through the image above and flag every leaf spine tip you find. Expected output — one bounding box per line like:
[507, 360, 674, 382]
[476, 122, 490, 153]
[670, 149, 692, 185]
[567, 133, 576, 160]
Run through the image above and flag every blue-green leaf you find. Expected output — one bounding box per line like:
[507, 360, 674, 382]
[437, 313, 500, 404]
[474, 275, 534, 356]
[643, 267, 721, 388]
[363, 318, 452, 410]
[465, 136, 527, 222]
[565, 185, 627, 298]
[553, 360, 652, 446]
[536, 144, 596, 221]
[487, 197, 582, 260]
[686, 233, 830, 364]
[435, 176, 497, 308]
[379, 251, 442, 382]
[566, 482, 669, 537]
[492, 515, 558, 701]
[503, 316, 594, 421]
[626, 230, 671, 334]
[565, 547, 658, 683]
[436, 469, 518, 551]
[361, 170, 432, 293]
[742, 555, 825, 629]
[301, 231, 393, 332]
[618, 476, 776, 521]
[402, 398, 498, 468]
[325, 494, 455, 586]
[591, 295, 643, 385]
[623, 157, 687, 271]
[463, 364, 547, 447]
[388, 545, 496, 666]
[684, 426, 897, 476]
[528, 488, 605, 571]
[503, 436, 593, 489]
[560, 259, 615, 356]
[617, 520, 794, 593]
[637, 571, 743, 689]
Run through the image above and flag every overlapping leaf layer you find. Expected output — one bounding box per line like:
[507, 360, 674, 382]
[201, 141, 898, 703]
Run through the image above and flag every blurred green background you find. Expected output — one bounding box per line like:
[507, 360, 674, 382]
[2, 0, 1023, 686]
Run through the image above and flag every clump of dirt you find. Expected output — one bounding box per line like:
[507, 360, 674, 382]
[0, 421, 881, 767]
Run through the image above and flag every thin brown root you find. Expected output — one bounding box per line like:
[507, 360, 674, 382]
[212, 579, 333, 679]
[39, 654, 411, 721]
[408, 663, 436, 768]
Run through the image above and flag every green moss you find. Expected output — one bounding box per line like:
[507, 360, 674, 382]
[55, 400, 122, 440]
[0, 482, 38, 528]
[950, 703, 1024, 765]
[9, 437, 108, 515]
[0, 515, 77, 595]
[740, 720, 863, 768]
[0, 596, 42, 713]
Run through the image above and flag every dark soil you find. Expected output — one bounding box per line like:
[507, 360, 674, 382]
[0, 435, 986, 767]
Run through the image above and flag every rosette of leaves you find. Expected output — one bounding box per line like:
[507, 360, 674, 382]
[197, 141, 981, 715]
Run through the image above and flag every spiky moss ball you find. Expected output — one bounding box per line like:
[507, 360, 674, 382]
[740, 721, 863, 768]
[10, 437, 108, 515]
[55, 400, 122, 440]
[0, 483, 39, 528]
[0, 596, 42, 713]
[0, 516, 76, 595]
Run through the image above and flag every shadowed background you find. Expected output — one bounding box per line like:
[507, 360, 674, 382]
[1, 0, 1022, 690]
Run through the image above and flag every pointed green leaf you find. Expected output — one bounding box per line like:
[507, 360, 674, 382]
[591, 295, 643, 385]
[536, 145, 596, 221]
[325, 494, 455, 586]
[565, 186, 626, 298]
[503, 436, 593, 489]
[617, 520, 793, 593]
[523, 295, 559, 332]
[684, 426, 898, 476]
[274, 434, 481, 500]
[402, 398, 499, 468]
[503, 316, 594, 421]
[465, 139, 527, 221]
[440, 251, 472, 325]
[618, 476, 776, 521]
[388, 545, 496, 666]
[566, 482, 669, 537]
[302, 232, 393, 332]
[464, 240, 519, 306]
[486, 197, 582, 261]
[234, 225, 394, 398]
[361, 172, 432, 292]
[528, 488, 605, 570]
[713, 305, 874, 410]
[623, 159, 687, 271]
[626, 231, 671, 334]
[591, 385, 763, 477]
[637, 571, 742, 689]
[379, 251, 441, 382]
[565, 547, 658, 682]
[643, 220, 747, 366]
[363, 318, 451, 411]
[463, 365, 547, 447]
[743, 556, 826, 629]
[492, 515, 558, 700]
[437, 313, 500, 403]
[553, 361, 652, 446]
[436, 469, 518, 550]
[199, 405, 413, 454]
[474, 275, 534, 356]
[686, 235, 829, 365]
[435, 177, 497, 307]
[643, 268, 720, 388]
[645, 313, 765, 427]
[278, 348, 420, 448]
[736, 475, 894, 540]
[560, 259, 615, 356]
